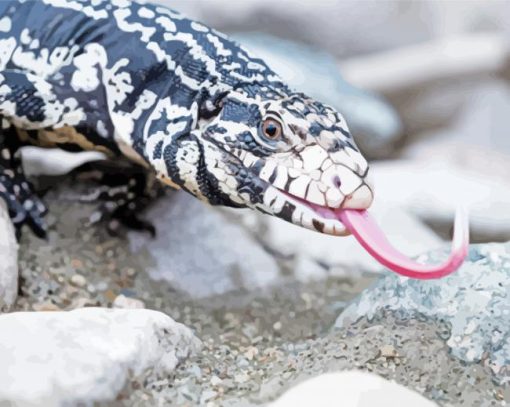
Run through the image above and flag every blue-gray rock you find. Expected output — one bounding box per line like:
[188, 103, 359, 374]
[233, 33, 403, 158]
[128, 192, 281, 299]
[336, 243, 510, 384]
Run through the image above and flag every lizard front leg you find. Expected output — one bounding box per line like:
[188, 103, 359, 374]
[0, 69, 89, 237]
[0, 123, 47, 238]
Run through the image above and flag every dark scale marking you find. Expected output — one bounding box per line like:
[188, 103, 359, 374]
[268, 169, 278, 184]
[237, 176, 266, 205]
[235, 131, 273, 157]
[283, 173, 295, 192]
[221, 99, 262, 127]
[153, 140, 163, 160]
[278, 201, 297, 224]
[312, 219, 325, 233]
[249, 159, 264, 177]
[308, 122, 322, 137]
[288, 124, 306, 140]
[163, 142, 185, 189]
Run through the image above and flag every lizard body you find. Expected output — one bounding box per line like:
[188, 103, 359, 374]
[0, 0, 373, 237]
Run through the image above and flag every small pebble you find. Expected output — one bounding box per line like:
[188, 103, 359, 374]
[200, 390, 217, 403]
[96, 281, 108, 291]
[70, 258, 83, 269]
[234, 372, 250, 384]
[244, 346, 258, 361]
[104, 289, 117, 302]
[70, 274, 87, 288]
[494, 389, 504, 401]
[210, 375, 222, 386]
[32, 301, 61, 312]
[113, 294, 145, 309]
[126, 267, 137, 277]
[70, 297, 95, 309]
[379, 344, 399, 359]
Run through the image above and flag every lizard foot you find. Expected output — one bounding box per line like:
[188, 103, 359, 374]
[0, 127, 47, 238]
[71, 160, 159, 237]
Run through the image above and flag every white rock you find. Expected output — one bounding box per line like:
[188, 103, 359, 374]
[0, 200, 18, 308]
[128, 192, 281, 298]
[21, 146, 106, 177]
[270, 371, 438, 407]
[0, 307, 201, 406]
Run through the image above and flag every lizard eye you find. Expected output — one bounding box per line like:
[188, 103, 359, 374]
[261, 118, 282, 141]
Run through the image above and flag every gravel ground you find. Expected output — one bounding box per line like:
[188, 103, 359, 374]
[13, 179, 508, 406]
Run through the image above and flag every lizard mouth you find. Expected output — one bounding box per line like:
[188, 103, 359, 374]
[260, 185, 354, 236]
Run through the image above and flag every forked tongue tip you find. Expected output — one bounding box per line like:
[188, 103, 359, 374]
[338, 207, 469, 280]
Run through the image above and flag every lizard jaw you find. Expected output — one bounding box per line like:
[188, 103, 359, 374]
[260, 184, 350, 236]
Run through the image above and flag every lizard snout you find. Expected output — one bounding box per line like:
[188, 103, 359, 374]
[341, 184, 373, 210]
[340, 170, 374, 210]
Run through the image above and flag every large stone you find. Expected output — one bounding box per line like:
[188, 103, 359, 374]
[232, 33, 402, 159]
[270, 371, 437, 407]
[128, 192, 281, 298]
[0, 200, 18, 308]
[0, 307, 201, 406]
[336, 242, 510, 385]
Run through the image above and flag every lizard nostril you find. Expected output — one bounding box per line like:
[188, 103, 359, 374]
[332, 175, 342, 189]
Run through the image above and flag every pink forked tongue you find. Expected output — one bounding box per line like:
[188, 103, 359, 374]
[338, 208, 469, 279]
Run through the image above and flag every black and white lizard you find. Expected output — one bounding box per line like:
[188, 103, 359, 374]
[0, 0, 373, 239]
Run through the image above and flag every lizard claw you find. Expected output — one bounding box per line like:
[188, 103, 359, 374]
[0, 172, 48, 239]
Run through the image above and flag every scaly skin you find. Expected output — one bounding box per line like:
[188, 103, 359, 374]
[0, 0, 373, 237]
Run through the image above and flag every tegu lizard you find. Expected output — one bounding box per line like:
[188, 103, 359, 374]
[0, 0, 373, 238]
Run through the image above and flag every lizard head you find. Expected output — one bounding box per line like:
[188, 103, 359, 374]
[185, 85, 373, 236]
